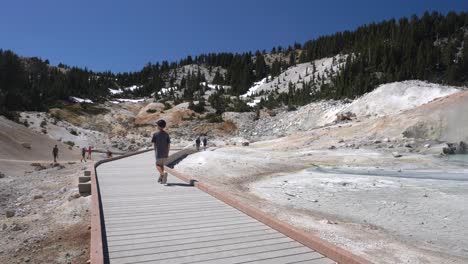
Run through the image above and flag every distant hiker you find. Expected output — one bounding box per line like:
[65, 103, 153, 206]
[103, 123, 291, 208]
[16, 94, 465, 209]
[107, 149, 113, 158]
[195, 136, 201, 151]
[52, 145, 59, 163]
[87, 146, 92, 160]
[151, 120, 171, 184]
[202, 136, 207, 151]
[81, 147, 87, 162]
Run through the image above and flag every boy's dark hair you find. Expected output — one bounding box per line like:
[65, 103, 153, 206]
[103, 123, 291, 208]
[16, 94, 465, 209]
[156, 119, 166, 128]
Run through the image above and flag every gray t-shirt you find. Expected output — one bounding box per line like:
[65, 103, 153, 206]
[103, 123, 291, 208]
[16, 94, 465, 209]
[151, 130, 171, 159]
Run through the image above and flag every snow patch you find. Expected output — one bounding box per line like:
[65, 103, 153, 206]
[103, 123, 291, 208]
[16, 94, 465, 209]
[125, 85, 142, 92]
[247, 99, 261, 107]
[69, 96, 93, 104]
[158, 87, 177, 95]
[248, 54, 347, 96]
[109, 85, 142, 95]
[200, 82, 230, 90]
[116, 98, 145, 103]
[241, 77, 269, 98]
[109, 88, 123, 95]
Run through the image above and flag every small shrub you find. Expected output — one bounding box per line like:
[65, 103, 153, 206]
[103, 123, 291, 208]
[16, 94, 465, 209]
[2, 111, 21, 123]
[50, 112, 62, 121]
[146, 109, 157, 114]
[287, 104, 297, 111]
[64, 141, 75, 147]
[40, 120, 47, 128]
[189, 101, 206, 113]
[182, 116, 194, 121]
[228, 99, 252, 113]
[69, 129, 78, 136]
[205, 113, 223, 123]
[164, 102, 172, 110]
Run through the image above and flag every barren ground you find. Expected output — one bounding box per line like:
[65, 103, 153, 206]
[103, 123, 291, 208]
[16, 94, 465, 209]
[0, 160, 91, 264]
[175, 143, 468, 264]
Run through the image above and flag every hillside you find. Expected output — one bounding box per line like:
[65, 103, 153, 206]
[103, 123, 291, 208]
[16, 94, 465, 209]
[0, 116, 78, 161]
[2, 11, 468, 117]
[175, 83, 468, 264]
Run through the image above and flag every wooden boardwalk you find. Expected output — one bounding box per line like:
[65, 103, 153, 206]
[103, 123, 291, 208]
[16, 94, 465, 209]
[96, 151, 335, 264]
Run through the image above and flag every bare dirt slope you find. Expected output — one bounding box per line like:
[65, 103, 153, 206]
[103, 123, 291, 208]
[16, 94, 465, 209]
[0, 116, 78, 162]
[0, 116, 89, 264]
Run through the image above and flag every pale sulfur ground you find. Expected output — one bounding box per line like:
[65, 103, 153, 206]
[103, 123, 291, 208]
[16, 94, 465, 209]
[176, 144, 468, 264]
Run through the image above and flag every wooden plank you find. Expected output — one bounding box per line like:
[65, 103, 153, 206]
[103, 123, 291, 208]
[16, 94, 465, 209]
[97, 151, 333, 264]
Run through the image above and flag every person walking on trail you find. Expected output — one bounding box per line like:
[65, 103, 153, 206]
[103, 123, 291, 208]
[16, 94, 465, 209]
[195, 136, 201, 151]
[151, 119, 171, 184]
[81, 147, 87, 162]
[52, 145, 59, 163]
[87, 146, 92, 160]
[202, 136, 207, 151]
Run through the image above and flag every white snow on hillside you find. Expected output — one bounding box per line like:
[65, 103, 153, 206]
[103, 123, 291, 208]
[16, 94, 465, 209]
[109, 88, 123, 95]
[240, 77, 269, 98]
[158, 87, 177, 95]
[69, 96, 93, 104]
[341, 80, 461, 117]
[109, 85, 143, 95]
[115, 98, 145, 103]
[249, 54, 348, 96]
[247, 99, 261, 107]
[200, 82, 230, 90]
[125, 85, 142, 91]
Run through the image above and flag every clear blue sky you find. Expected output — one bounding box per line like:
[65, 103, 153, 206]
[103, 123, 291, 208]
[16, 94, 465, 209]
[1, 0, 467, 73]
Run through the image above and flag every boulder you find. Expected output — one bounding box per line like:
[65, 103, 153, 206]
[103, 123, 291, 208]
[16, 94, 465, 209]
[11, 224, 22, 231]
[21, 143, 31, 149]
[392, 152, 402, 158]
[69, 193, 81, 200]
[242, 142, 250, 146]
[335, 111, 356, 122]
[443, 142, 466, 154]
[5, 210, 15, 218]
[455, 141, 467, 154]
[33, 194, 43, 200]
[0, 172, 5, 178]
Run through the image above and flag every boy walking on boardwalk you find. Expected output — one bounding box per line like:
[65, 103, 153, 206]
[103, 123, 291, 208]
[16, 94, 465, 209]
[151, 119, 171, 184]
